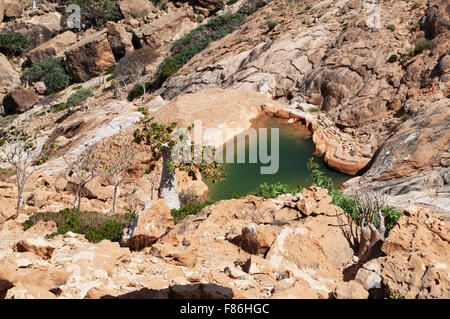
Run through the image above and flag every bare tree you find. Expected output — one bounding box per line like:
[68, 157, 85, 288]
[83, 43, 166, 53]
[100, 136, 135, 214]
[64, 146, 102, 212]
[114, 47, 159, 100]
[353, 189, 388, 262]
[1, 128, 41, 217]
[0, 126, 53, 218]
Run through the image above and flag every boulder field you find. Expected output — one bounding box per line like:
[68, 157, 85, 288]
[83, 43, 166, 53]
[0, 187, 448, 299]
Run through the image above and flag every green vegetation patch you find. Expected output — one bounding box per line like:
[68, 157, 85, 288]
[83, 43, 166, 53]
[153, 13, 246, 86]
[22, 57, 71, 94]
[171, 201, 216, 224]
[22, 209, 136, 243]
[249, 158, 404, 237]
[66, 88, 94, 108]
[61, 0, 123, 30]
[0, 31, 30, 57]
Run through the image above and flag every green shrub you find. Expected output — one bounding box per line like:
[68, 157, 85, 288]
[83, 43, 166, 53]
[66, 89, 94, 108]
[388, 54, 398, 63]
[160, 2, 167, 10]
[414, 39, 433, 55]
[22, 209, 136, 243]
[52, 102, 68, 113]
[387, 24, 395, 32]
[22, 57, 71, 94]
[0, 31, 30, 57]
[267, 20, 278, 31]
[104, 65, 116, 75]
[249, 158, 404, 237]
[151, 13, 246, 90]
[412, 1, 422, 9]
[61, 0, 123, 30]
[171, 202, 215, 224]
[227, 0, 239, 5]
[254, 182, 303, 199]
[72, 85, 83, 90]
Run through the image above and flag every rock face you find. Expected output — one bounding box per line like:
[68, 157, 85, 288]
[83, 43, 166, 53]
[133, 9, 196, 52]
[64, 30, 116, 82]
[13, 238, 55, 260]
[2, 88, 39, 114]
[120, 200, 174, 251]
[155, 0, 450, 213]
[371, 206, 449, 299]
[3, 0, 23, 19]
[0, 53, 20, 87]
[188, 0, 225, 13]
[106, 22, 134, 60]
[28, 31, 77, 64]
[119, 0, 156, 20]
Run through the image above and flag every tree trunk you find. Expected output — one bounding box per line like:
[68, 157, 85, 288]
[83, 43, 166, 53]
[16, 188, 23, 218]
[158, 145, 180, 210]
[113, 184, 118, 215]
[76, 185, 83, 212]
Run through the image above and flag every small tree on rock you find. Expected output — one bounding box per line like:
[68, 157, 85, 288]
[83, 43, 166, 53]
[64, 145, 102, 212]
[0, 126, 48, 217]
[133, 108, 225, 209]
[353, 189, 388, 262]
[100, 136, 135, 214]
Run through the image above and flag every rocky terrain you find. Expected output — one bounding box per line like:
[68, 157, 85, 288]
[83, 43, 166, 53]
[0, 0, 449, 299]
[1, 188, 448, 299]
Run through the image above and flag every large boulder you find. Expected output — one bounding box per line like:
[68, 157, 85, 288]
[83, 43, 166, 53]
[27, 12, 62, 33]
[13, 238, 56, 260]
[28, 31, 77, 64]
[188, 0, 225, 13]
[64, 30, 116, 82]
[133, 10, 196, 52]
[120, 200, 174, 251]
[106, 22, 134, 60]
[375, 206, 450, 299]
[0, 0, 5, 22]
[3, 0, 23, 19]
[0, 52, 20, 87]
[2, 88, 39, 114]
[119, 0, 156, 20]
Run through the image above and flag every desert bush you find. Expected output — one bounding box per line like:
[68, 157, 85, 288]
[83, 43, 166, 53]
[388, 54, 398, 63]
[171, 201, 215, 224]
[254, 182, 302, 199]
[65, 88, 94, 108]
[22, 209, 136, 243]
[61, 0, 123, 30]
[22, 57, 71, 94]
[0, 31, 30, 57]
[414, 39, 433, 55]
[153, 13, 246, 88]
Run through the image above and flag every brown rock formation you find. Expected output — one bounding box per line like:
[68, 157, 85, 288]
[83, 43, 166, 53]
[65, 30, 116, 82]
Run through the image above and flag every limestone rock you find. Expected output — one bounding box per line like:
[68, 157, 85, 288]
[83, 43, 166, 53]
[13, 238, 56, 260]
[28, 31, 77, 64]
[121, 200, 174, 250]
[34, 81, 46, 95]
[2, 88, 39, 114]
[332, 281, 369, 299]
[377, 206, 450, 298]
[119, 0, 156, 20]
[65, 30, 116, 82]
[106, 22, 134, 60]
[0, 53, 20, 87]
[3, 0, 23, 19]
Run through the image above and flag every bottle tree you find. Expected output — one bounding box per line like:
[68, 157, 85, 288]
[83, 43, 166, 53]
[133, 108, 225, 209]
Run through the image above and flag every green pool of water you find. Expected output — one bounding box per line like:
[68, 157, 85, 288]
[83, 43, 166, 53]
[205, 116, 351, 201]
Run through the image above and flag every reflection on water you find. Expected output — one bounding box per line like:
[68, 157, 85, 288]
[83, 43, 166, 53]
[205, 116, 351, 201]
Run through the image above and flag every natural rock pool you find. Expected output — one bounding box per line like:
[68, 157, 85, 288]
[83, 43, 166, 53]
[205, 115, 351, 201]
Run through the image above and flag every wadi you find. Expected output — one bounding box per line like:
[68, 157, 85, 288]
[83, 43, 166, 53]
[0, 0, 448, 300]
